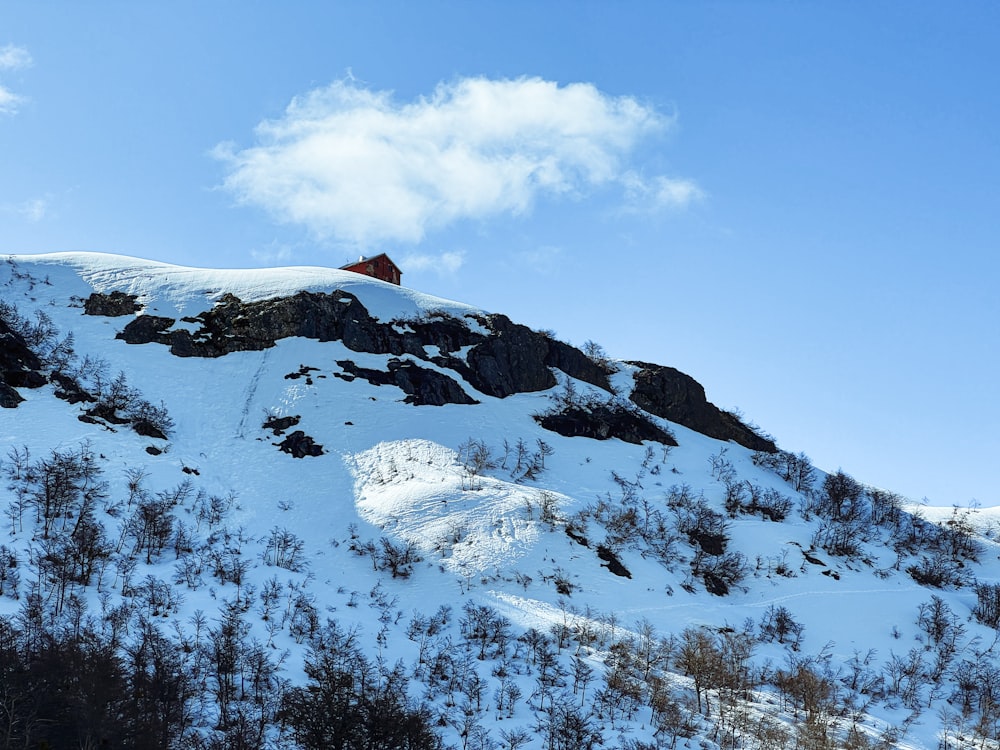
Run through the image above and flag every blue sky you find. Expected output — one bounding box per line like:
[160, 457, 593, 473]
[2, 1, 998, 506]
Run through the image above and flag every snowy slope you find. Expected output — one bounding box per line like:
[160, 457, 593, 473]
[2, 252, 999, 750]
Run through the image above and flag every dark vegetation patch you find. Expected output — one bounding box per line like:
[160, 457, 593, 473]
[77, 372, 173, 438]
[702, 569, 734, 596]
[277, 430, 324, 458]
[50, 371, 95, 404]
[132, 418, 168, 440]
[687, 527, 727, 556]
[83, 290, 139, 316]
[800, 547, 826, 566]
[565, 526, 589, 546]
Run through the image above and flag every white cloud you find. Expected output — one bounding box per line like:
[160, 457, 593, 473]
[0, 86, 21, 115]
[400, 249, 465, 276]
[0, 45, 31, 116]
[215, 76, 696, 247]
[1, 196, 49, 222]
[619, 170, 704, 213]
[18, 197, 48, 222]
[0, 45, 32, 71]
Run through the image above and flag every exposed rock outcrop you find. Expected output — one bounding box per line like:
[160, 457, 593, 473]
[84, 291, 140, 317]
[0, 318, 46, 407]
[464, 316, 610, 397]
[116, 291, 611, 399]
[118, 315, 176, 344]
[336, 359, 478, 406]
[277, 430, 324, 458]
[0, 382, 23, 408]
[535, 401, 677, 446]
[109, 287, 773, 450]
[263, 415, 301, 435]
[628, 362, 777, 452]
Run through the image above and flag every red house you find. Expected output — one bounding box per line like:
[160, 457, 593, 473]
[339, 253, 402, 285]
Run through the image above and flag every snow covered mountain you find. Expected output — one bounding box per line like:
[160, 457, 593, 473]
[1, 252, 998, 750]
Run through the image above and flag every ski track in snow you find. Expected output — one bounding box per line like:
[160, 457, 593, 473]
[236, 348, 271, 439]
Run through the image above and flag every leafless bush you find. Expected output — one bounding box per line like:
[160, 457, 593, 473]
[261, 527, 307, 572]
[973, 582, 1000, 628]
[758, 604, 805, 648]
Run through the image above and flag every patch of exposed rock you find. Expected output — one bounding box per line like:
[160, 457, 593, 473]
[535, 401, 677, 446]
[336, 359, 478, 406]
[277, 430, 324, 458]
[597, 545, 632, 578]
[263, 415, 301, 435]
[628, 362, 777, 453]
[0, 318, 46, 407]
[84, 291, 140, 316]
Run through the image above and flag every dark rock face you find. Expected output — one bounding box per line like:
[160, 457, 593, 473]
[116, 291, 611, 400]
[543, 338, 611, 393]
[120, 291, 405, 358]
[84, 291, 139, 317]
[337, 359, 478, 406]
[535, 402, 677, 446]
[628, 362, 777, 453]
[109, 287, 776, 450]
[0, 318, 46, 407]
[460, 316, 610, 397]
[465, 316, 554, 396]
[118, 315, 176, 345]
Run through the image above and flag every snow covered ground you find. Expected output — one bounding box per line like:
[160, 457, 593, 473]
[2, 252, 998, 749]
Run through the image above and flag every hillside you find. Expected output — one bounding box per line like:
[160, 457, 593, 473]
[1, 252, 999, 750]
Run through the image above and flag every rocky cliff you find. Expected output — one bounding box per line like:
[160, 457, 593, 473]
[91, 290, 773, 451]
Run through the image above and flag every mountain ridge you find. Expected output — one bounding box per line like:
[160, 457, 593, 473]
[1, 252, 998, 750]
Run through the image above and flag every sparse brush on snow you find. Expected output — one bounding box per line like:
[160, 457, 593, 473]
[2, 253, 1000, 750]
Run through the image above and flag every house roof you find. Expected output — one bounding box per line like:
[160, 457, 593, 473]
[339, 252, 400, 271]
